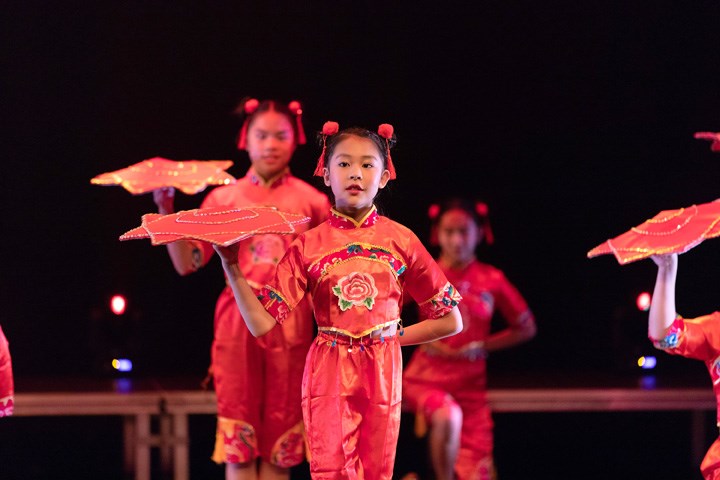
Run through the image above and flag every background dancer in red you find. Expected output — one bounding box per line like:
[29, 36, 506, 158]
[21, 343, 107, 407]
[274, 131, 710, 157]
[0, 325, 13, 418]
[214, 122, 463, 479]
[402, 198, 537, 480]
[153, 98, 329, 480]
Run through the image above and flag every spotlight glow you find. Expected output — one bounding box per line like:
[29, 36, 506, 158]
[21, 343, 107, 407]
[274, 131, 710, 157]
[110, 295, 127, 315]
[638, 356, 657, 369]
[112, 358, 133, 372]
[636, 292, 651, 311]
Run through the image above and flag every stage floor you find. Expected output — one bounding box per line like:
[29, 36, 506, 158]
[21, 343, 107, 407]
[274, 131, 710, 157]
[2, 369, 714, 480]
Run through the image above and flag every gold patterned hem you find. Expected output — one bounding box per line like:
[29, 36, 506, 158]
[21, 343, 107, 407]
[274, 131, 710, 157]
[317, 319, 400, 338]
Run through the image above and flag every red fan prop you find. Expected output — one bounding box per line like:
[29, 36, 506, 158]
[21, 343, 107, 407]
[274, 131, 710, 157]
[694, 132, 720, 152]
[587, 200, 720, 265]
[120, 206, 311, 246]
[91, 157, 236, 195]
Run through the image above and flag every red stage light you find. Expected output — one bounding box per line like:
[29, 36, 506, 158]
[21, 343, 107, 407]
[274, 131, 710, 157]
[110, 295, 127, 315]
[636, 292, 651, 312]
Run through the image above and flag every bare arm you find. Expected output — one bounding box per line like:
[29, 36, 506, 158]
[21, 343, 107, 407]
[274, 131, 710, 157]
[214, 244, 278, 337]
[153, 187, 204, 275]
[648, 253, 678, 340]
[399, 306, 463, 346]
[484, 311, 537, 353]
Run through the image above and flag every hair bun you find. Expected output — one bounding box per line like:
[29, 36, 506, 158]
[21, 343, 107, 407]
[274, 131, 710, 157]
[378, 123, 394, 139]
[244, 98, 259, 114]
[288, 100, 302, 115]
[322, 121, 340, 135]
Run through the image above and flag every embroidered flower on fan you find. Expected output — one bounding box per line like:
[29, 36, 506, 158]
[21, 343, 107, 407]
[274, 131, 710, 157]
[332, 272, 379, 311]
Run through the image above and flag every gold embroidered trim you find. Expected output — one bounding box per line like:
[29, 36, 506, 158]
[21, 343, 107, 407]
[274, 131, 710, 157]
[317, 319, 400, 338]
[307, 241, 404, 273]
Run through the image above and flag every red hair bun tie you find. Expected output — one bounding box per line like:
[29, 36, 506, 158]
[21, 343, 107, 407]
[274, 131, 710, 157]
[244, 98, 259, 114]
[378, 123, 394, 139]
[288, 100, 307, 145]
[288, 100, 302, 115]
[237, 98, 259, 150]
[314, 121, 340, 176]
[323, 121, 340, 135]
[378, 123, 396, 180]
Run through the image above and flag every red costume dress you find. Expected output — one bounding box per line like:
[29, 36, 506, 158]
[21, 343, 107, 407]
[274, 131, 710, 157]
[0, 325, 13, 417]
[257, 206, 462, 479]
[403, 261, 534, 480]
[652, 313, 720, 480]
[196, 167, 329, 466]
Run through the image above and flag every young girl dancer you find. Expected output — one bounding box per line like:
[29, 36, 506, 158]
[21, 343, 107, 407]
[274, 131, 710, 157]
[154, 98, 329, 480]
[402, 198, 537, 480]
[214, 122, 463, 479]
[649, 253, 720, 480]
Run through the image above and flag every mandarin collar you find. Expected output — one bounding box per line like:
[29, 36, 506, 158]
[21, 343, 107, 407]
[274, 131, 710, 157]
[245, 167, 290, 189]
[329, 206, 379, 229]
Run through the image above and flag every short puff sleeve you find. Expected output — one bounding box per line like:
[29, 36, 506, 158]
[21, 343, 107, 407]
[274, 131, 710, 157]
[652, 313, 720, 361]
[402, 235, 462, 320]
[257, 238, 308, 324]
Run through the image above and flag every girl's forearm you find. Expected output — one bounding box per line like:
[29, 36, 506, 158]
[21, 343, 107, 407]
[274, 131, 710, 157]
[166, 240, 202, 276]
[648, 257, 678, 340]
[222, 261, 278, 337]
[399, 306, 462, 346]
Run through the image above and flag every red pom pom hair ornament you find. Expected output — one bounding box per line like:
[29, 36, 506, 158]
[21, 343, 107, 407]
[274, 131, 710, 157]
[428, 203, 441, 245]
[237, 98, 260, 150]
[475, 202, 494, 245]
[377, 123, 396, 180]
[244, 98, 260, 114]
[288, 100, 307, 145]
[314, 121, 340, 176]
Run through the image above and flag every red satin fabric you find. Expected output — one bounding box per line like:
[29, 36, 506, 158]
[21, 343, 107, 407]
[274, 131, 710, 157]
[303, 333, 401, 479]
[202, 167, 329, 464]
[654, 312, 720, 479]
[91, 157, 236, 195]
[403, 261, 533, 479]
[587, 201, 720, 265]
[702, 438, 720, 480]
[264, 206, 459, 478]
[0, 325, 14, 417]
[120, 206, 312, 247]
[269, 207, 457, 337]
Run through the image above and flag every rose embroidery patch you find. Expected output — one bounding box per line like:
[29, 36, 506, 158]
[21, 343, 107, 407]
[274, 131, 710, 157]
[332, 272, 379, 311]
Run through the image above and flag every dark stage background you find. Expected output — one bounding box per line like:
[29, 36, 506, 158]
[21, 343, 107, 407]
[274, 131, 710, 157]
[3, 2, 720, 479]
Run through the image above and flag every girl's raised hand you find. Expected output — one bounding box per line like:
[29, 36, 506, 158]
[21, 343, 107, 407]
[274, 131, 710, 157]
[213, 243, 241, 266]
[651, 253, 678, 269]
[153, 187, 176, 214]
